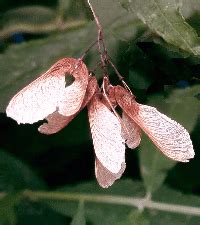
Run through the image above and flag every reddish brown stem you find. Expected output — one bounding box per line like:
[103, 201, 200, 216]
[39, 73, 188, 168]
[108, 58, 133, 95]
[87, 0, 132, 95]
[80, 40, 98, 60]
[87, 0, 108, 74]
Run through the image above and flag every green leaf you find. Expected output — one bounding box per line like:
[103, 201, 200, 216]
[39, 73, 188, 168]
[91, 0, 144, 41]
[16, 200, 69, 225]
[165, 85, 200, 132]
[0, 193, 22, 225]
[57, 0, 71, 18]
[0, 193, 69, 225]
[139, 86, 199, 194]
[0, 6, 56, 39]
[71, 201, 86, 225]
[46, 180, 145, 225]
[126, 0, 200, 55]
[139, 133, 176, 195]
[129, 70, 152, 90]
[150, 184, 200, 225]
[90, 0, 128, 26]
[0, 25, 93, 111]
[178, 0, 200, 19]
[2, 6, 56, 25]
[128, 46, 154, 90]
[43, 180, 200, 225]
[0, 6, 142, 112]
[117, 209, 150, 225]
[0, 150, 45, 191]
[179, 0, 200, 36]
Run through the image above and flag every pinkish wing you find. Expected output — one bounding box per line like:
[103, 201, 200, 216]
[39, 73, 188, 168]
[95, 158, 126, 188]
[88, 94, 125, 174]
[122, 111, 141, 149]
[38, 110, 73, 135]
[114, 85, 194, 162]
[38, 76, 98, 134]
[6, 58, 89, 124]
[133, 104, 194, 162]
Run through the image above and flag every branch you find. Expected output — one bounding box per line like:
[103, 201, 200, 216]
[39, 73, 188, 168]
[22, 190, 200, 216]
[87, 0, 108, 72]
[0, 20, 87, 40]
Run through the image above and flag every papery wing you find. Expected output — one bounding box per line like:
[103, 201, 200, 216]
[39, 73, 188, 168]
[39, 76, 98, 134]
[133, 104, 194, 162]
[88, 95, 125, 174]
[107, 84, 117, 107]
[6, 58, 88, 124]
[122, 112, 141, 149]
[38, 110, 73, 135]
[95, 158, 126, 188]
[114, 85, 194, 162]
[58, 58, 89, 116]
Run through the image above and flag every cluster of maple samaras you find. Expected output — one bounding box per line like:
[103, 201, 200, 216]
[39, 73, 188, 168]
[6, 58, 194, 188]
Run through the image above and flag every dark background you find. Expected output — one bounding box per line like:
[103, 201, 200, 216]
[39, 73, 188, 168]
[0, 0, 199, 194]
[0, 0, 199, 224]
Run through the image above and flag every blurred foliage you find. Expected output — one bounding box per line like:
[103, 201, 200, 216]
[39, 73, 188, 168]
[139, 85, 199, 194]
[70, 201, 86, 225]
[0, 0, 199, 224]
[0, 150, 45, 191]
[125, 0, 200, 55]
[31, 180, 200, 225]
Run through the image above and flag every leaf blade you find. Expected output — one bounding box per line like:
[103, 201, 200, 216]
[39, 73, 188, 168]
[127, 0, 200, 55]
[139, 86, 199, 194]
[71, 201, 86, 225]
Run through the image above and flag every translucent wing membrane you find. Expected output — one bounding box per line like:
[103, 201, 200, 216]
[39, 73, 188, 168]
[58, 59, 88, 116]
[133, 104, 194, 162]
[38, 76, 98, 134]
[38, 110, 73, 135]
[88, 94, 125, 174]
[114, 85, 194, 162]
[122, 112, 141, 149]
[6, 58, 89, 124]
[95, 158, 126, 188]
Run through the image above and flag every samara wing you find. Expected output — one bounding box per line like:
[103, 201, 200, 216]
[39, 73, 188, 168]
[95, 158, 126, 188]
[88, 94, 125, 174]
[6, 58, 89, 124]
[114, 85, 194, 162]
[122, 111, 141, 149]
[39, 76, 98, 134]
